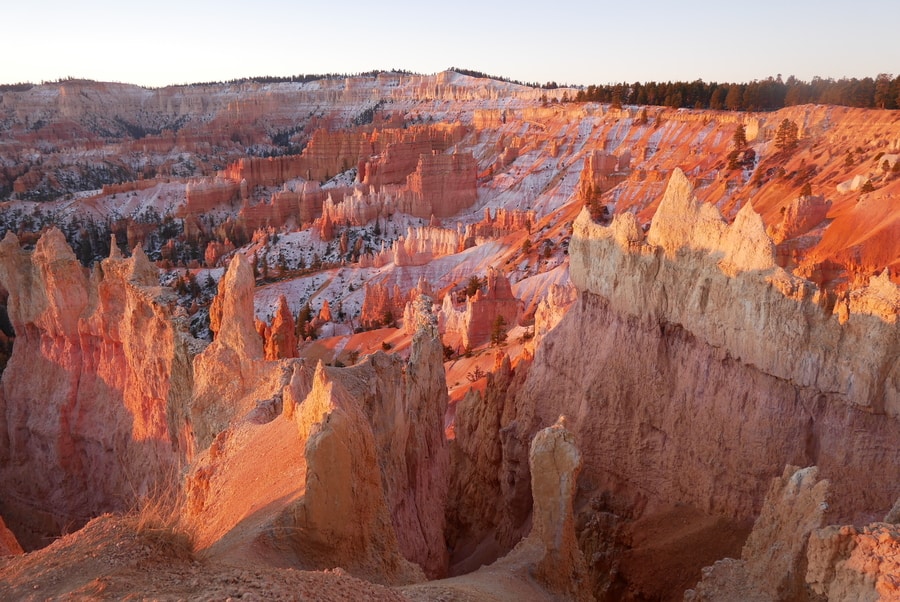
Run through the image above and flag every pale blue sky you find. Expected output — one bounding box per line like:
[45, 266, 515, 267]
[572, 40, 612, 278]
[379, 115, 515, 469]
[2, 0, 897, 87]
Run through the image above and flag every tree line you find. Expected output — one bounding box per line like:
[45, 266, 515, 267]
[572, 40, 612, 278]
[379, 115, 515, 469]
[570, 74, 900, 111]
[5, 72, 899, 110]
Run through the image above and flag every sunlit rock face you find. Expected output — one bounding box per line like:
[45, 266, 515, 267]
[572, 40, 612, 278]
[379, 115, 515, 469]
[399, 152, 478, 219]
[277, 361, 425, 585]
[0, 229, 196, 548]
[571, 169, 899, 419]
[0, 514, 23, 555]
[181, 297, 449, 582]
[306, 298, 451, 579]
[438, 269, 519, 349]
[261, 295, 298, 361]
[685, 465, 830, 601]
[806, 520, 900, 601]
[193, 252, 283, 450]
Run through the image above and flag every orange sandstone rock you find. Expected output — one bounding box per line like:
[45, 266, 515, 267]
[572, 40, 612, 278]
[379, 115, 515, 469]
[262, 295, 298, 361]
[439, 268, 519, 349]
[270, 301, 450, 579]
[193, 252, 273, 449]
[316, 299, 333, 323]
[685, 466, 830, 601]
[0, 230, 195, 548]
[807, 522, 900, 601]
[464, 207, 536, 241]
[0, 514, 23, 555]
[360, 282, 407, 329]
[275, 362, 424, 585]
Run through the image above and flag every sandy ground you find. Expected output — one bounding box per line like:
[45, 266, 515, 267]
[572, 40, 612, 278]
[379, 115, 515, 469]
[0, 514, 564, 602]
[0, 515, 406, 601]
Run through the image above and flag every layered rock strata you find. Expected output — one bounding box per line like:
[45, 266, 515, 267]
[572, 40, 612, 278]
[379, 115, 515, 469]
[400, 152, 477, 219]
[439, 268, 519, 349]
[0, 230, 196, 548]
[542, 169, 899, 521]
[464, 207, 536, 242]
[362, 226, 464, 269]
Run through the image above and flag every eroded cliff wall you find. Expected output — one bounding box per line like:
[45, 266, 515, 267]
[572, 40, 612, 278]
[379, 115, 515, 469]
[0, 230, 197, 548]
[452, 170, 899, 567]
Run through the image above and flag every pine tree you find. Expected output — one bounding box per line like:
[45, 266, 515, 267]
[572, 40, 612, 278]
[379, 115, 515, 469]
[296, 303, 313, 339]
[725, 86, 743, 111]
[490, 314, 507, 347]
[774, 119, 799, 151]
[732, 124, 747, 150]
[465, 275, 483, 298]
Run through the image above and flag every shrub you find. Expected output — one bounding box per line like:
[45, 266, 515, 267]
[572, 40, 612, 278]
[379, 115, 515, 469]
[124, 478, 193, 561]
[466, 367, 486, 382]
[465, 275, 484, 298]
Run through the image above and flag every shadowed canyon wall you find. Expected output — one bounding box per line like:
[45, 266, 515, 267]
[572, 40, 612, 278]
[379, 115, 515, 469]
[449, 170, 899, 583]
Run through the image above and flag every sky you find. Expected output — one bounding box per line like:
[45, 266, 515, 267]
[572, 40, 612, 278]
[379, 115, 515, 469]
[2, 0, 898, 88]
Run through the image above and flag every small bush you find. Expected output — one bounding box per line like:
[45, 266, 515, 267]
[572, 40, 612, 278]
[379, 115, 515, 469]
[125, 481, 193, 561]
[466, 367, 486, 382]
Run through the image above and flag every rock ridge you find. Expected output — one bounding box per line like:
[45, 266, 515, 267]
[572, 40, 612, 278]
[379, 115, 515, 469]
[571, 168, 899, 415]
